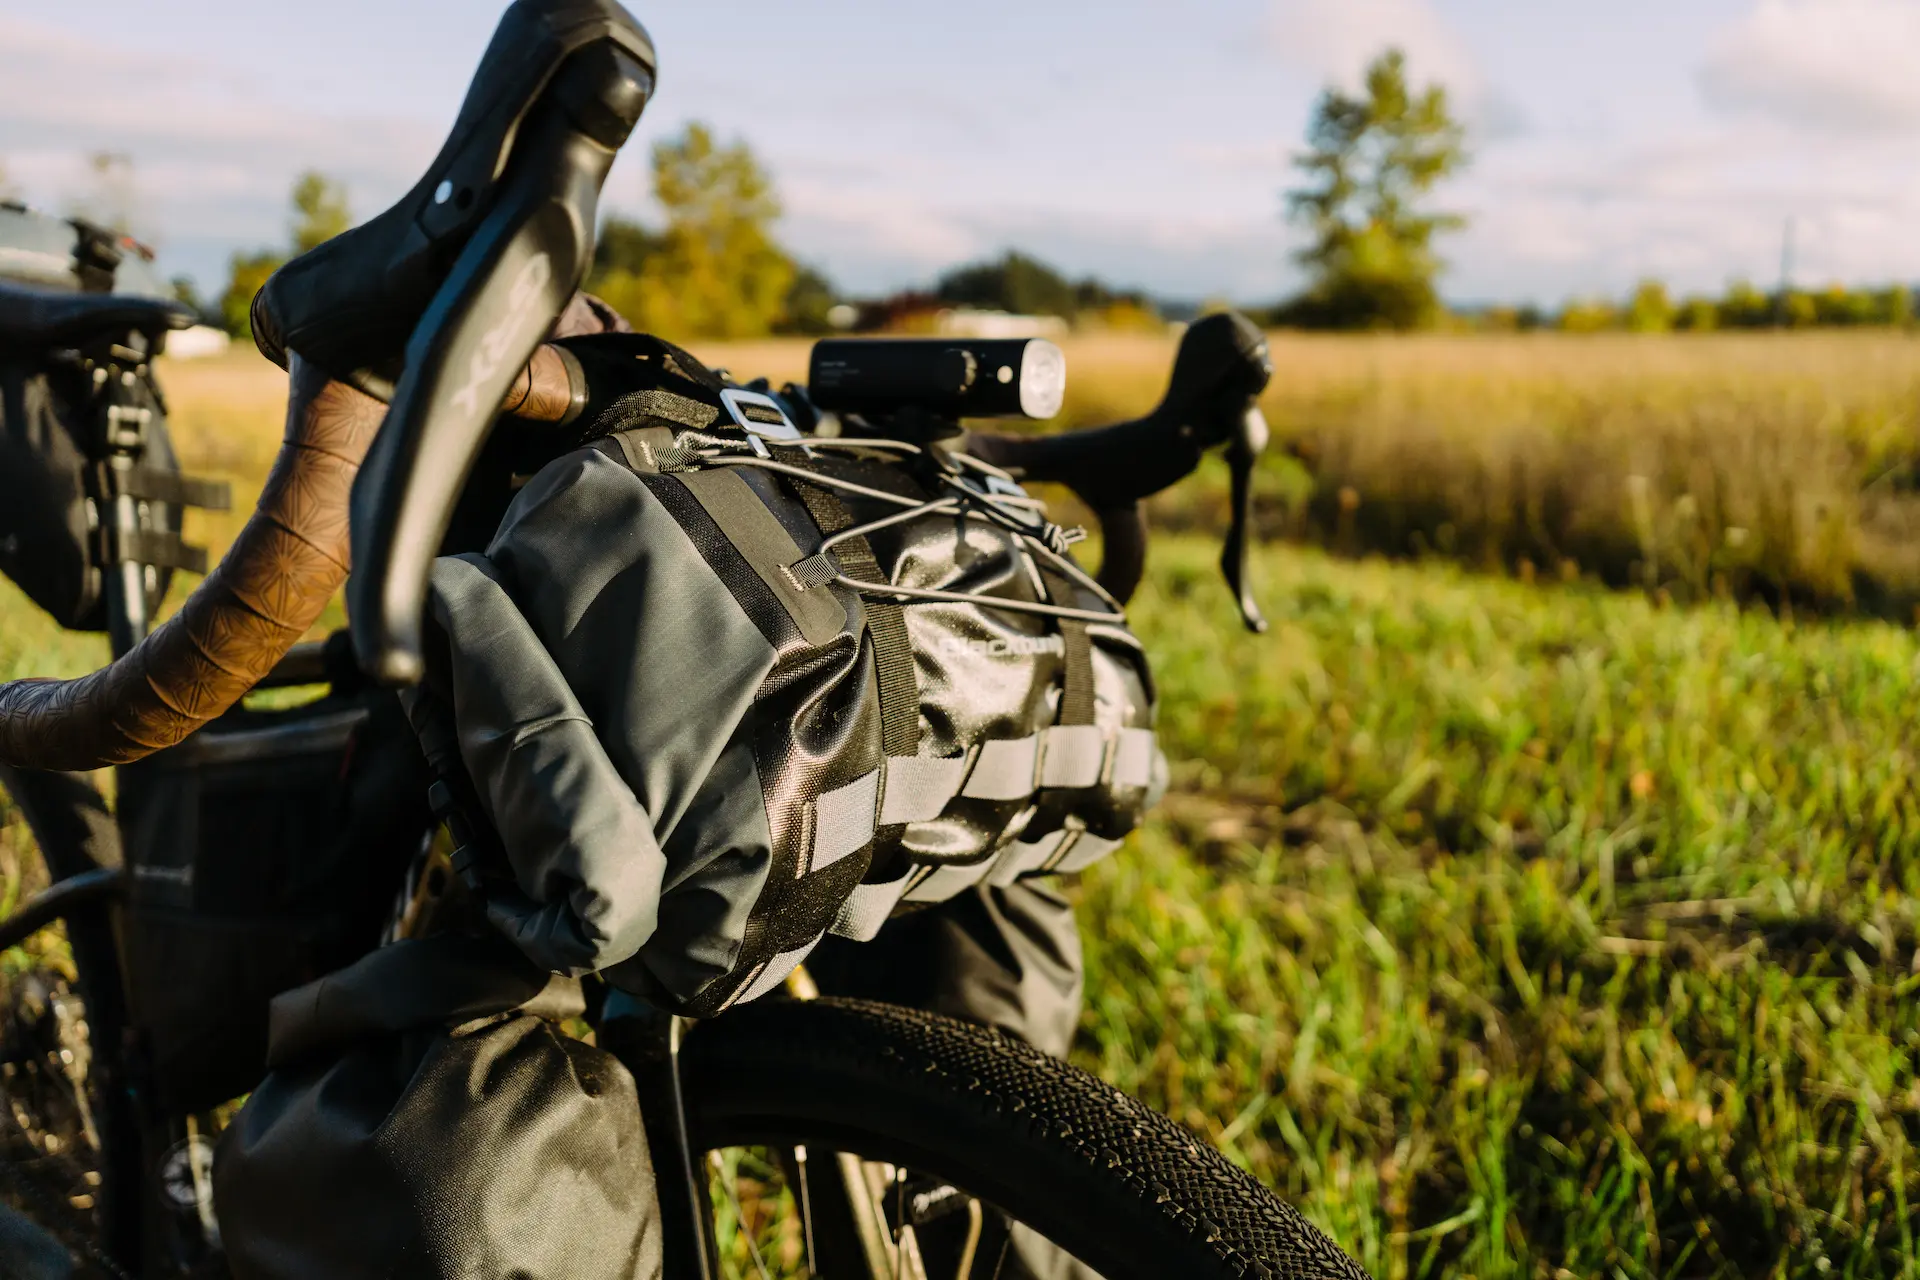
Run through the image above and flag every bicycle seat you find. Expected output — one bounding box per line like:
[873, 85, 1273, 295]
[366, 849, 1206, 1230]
[0, 279, 194, 349]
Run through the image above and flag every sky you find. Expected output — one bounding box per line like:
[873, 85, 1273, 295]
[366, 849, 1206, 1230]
[5, 0, 1920, 308]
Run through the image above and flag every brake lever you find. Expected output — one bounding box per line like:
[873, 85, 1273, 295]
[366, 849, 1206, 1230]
[1221, 406, 1270, 633]
[964, 311, 1273, 623]
[348, 30, 653, 685]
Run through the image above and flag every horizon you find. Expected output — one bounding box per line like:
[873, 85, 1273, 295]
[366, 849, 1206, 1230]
[7, 1, 1920, 309]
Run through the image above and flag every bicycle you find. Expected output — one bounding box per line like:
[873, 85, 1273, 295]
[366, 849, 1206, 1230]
[0, 4, 1370, 1277]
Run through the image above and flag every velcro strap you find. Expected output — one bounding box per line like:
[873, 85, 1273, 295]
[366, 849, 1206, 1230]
[592, 426, 681, 474]
[95, 527, 207, 573]
[962, 735, 1041, 800]
[595, 386, 722, 435]
[878, 754, 969, 825]
[829, 866, 915, 942]
[1039, 724, 1105, 788]
[729, 932, 827, 1008]
[986, 829, 1069, 887]
[106, 466, 232, 511]
[1112, 727, 1157, 789]
[813, 770, 880, 872]
[783, 554, 837, 591]
[1051, 831, 1123, 874]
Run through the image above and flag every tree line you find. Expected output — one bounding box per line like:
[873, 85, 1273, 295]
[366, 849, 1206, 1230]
[1487, 279, 1917, 334]
[208, 52, 1917, 341]
[214, 126, 1170, 343]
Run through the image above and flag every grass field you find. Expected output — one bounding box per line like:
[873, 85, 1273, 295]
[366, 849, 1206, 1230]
[4, 337, 1920, 1276]
[707, 329, 1920, 618]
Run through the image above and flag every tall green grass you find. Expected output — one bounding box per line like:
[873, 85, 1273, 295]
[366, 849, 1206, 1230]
[702, 330, 1920, 616]
[1090, 536, 1920, 1277]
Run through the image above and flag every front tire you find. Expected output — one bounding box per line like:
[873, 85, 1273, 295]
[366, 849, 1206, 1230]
[680, 997, 1368, 1280]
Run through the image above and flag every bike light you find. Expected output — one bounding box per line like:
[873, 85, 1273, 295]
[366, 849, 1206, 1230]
[807, 337, 1066, 421]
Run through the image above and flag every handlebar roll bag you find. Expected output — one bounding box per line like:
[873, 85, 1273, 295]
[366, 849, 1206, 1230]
[404, 334, 1168, 1017]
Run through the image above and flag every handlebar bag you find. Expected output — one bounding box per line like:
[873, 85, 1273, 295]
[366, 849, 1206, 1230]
[411, 335, 1166, 1018]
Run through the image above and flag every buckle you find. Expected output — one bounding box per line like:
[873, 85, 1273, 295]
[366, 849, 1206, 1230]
[719, 387, 801, 447]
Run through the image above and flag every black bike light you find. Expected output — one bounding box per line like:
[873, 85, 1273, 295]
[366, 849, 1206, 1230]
[807, 337, 1066, 420]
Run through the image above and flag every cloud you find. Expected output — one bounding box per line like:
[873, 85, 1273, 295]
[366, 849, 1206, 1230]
[0, 15, 440, 283]
[1265, 0, 1519, 134]
[1700, 0, 1920, 133]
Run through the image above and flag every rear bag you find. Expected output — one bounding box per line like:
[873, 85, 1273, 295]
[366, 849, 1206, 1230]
[0, 355, 187, 630]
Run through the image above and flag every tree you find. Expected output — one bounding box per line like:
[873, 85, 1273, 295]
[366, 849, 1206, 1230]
[1718, 281, 1772, 329]
[217, 171, 351, 338]
[587, 122, 796, 339]
[937, 252, 1077, 317]
[592, 215, 663, 278]
[290, 171, 350, 252]
[219, 250, 283, 339]
[1283, 49, 1467, 330]
[777, 264, 840, 335]
[1625, 279, 1675, 333]
[1676, 297, 1719, 332]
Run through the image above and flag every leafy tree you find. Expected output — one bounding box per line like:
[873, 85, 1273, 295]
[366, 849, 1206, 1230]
[936, 252, 1078, 317]
[1556, 298, 1618, 333]
[1718, 281, 1772, 329]
[217, 171, 350, 338]
[776, 264, 840, 335]
[218, 250, 284, 339]
[1780, 290, 1818, 328]
[588, 122, 796, 339]
[171, 275, 210, 320]
[290, 171, 351, 252]
[1885, 285, 1914, 328]
[592, 215, 663, 278]
[1625, 279, 1675, 333]
[1284, 48, 1467, 330]
[1676, 297, 1719, 332]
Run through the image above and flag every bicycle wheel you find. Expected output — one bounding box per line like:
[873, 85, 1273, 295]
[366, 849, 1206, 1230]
[0, 771, 129, 1278]
[680, 997, 1368, 1280]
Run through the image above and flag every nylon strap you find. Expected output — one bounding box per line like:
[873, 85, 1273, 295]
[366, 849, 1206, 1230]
[92, 527, 207, 573]
[790, 478, 921, 759]
[1039, 567, 1097, 727]
[98, 464, 232, 511]
[1058, 620, 1096, 726]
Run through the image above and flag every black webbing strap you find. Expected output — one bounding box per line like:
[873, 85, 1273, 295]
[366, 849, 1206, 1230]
[1058, 620, 1096, 726]
[1040, 567, 1097, 727]
[99, 464, 232, 511]
[92, 527, 207, 574]
[789, 479, 921, 759]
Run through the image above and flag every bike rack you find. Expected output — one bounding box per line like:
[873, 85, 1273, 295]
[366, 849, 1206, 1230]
[0, 867, 124, 954]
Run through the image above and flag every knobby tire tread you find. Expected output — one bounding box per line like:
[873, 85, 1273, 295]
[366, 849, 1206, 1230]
[680, 996, 1369, 1280]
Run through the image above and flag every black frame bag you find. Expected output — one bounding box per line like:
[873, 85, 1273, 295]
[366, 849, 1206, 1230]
[115, 690, 435, 1112]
